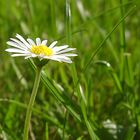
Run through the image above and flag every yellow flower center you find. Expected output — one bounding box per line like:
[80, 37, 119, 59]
[30, 45, 53, 56]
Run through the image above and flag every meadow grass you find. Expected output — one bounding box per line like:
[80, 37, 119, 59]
[0, 0, 140, 139]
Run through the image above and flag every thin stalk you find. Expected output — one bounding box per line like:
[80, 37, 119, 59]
[62, 0, 71, 139]
[65, 0, 78, 86]
[120, 0, 126, 50]
[23, 67, 42, 140]
[119, 0, 126, 90]
[63, 0, 81, 138]
[65, 1, 98, 139]
[50, 0, 57, 38]
[45, 123, 49, 140]
[62, 110, 69, 139]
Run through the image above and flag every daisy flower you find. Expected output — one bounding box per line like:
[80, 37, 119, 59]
[6, 34, 77, 63]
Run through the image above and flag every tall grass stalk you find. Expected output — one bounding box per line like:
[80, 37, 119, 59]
[119, 0, 126, 90]
[63, 0, 72, 139]
[45, 123, 49, 140]
[50, 0, 57, 37]
[65, 1, 98, 139]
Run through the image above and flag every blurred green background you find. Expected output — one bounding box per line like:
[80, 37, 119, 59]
[0, 0, 140, 139]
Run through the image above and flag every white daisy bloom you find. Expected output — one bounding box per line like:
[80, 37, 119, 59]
[6, 34, 77, 63]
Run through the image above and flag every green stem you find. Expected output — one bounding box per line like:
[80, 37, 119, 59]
[23, 67, 42, 140]
[120, 0, 126, 90]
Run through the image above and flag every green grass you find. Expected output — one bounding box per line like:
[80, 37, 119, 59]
[0, 0, 140, 139]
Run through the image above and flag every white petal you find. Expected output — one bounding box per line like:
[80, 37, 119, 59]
[57, 53, 77, 57]
[43, 55, 67, 62]
[7, 41, 26, 50]
[43, 56, 61, 62]
[41, 40, 48, 45]
[10, 38, 28, 50]
[53, 45, 68, 52]
[51, 55, 71, 61]
[49, 41, 58, 48]
[36, 38, 41, 46]
[16, 34, 31, 48]
[51, 55, 72, 63]
[27, 38, 35, 46]
[5, 48, 28, 53]
[55, 48, 76, 54]
[61, 59, 72, 63]
[11, 54, 30, 57]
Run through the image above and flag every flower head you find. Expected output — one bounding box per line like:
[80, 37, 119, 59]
[6, 34, 77, 63]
